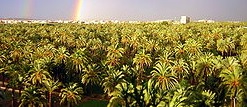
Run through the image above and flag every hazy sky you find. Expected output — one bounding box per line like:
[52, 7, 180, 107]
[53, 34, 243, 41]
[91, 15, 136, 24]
[0, 0, 247, 21]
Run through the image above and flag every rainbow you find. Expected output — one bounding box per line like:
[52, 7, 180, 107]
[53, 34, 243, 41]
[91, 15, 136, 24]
[23, 0, 33, 19]
[73, 0, 83, 21]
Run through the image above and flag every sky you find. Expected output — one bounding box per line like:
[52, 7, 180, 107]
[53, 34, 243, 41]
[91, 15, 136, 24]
[0, 0, 247, 21]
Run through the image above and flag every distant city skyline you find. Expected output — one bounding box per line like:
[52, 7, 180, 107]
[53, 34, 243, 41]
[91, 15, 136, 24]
[0, 0, 247, 21]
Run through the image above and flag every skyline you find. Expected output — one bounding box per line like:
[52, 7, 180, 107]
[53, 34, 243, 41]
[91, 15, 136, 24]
[0, 0, 247, 21]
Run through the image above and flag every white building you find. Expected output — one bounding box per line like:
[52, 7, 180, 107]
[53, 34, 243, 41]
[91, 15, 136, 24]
[180, 16, 190, 24]
[198, 19, 215, 23]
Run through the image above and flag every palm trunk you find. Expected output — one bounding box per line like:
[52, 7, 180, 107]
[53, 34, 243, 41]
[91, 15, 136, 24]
[137, 68, 143, 86]
[233, 97, 236, 107]
[49, 92, 52, 107]
[11, 88, 15, 107]
[233, 87, 237, 107]
[2, 73, 5, 87]
[67, 102, 70, 107]
[124, 95, 129, 107]
[19, 88, 21, 96]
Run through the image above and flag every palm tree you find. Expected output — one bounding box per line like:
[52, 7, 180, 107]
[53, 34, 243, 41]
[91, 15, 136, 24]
[106, 43, 124, 59]
[81, 64, 101, 87]
[221, 57, 240, 72]
[19, 86, 46, 107]
[75, 36, 87, 48]
[239, 51, 247, 70]
[33, 44, 56, 61]
[158, 51, 174, 66]
[0, 52, 6, 65]
[240, 33, 247, 50]
[145, 39, 159, 53]
[174, 43, 186, 59]
[129, 36, 140, 51]
[42, 44, 56, 59]
[102, 68, 125, 95]
[171, 59, 189, 80]
[43, 79, 61, 107]
[0, 52, 6, 87]
[217, 39, 228, 57]
[162, 88, 189, 107]
[86, 38, 104, 58]
[107, 82, 134, 107]
[219, 64, 244, 107]
[106, 43, 124, 66]
[193, 90, 216, 107]
[151, 62, 178, 90]
[60, 83, 83, 107]
[69, 48, 88, 74]
[54, 46, 70, 64]
[133, 50, 152, 85]
[196, 53, 214, 82]
[144, 79, 168, 107]
[184, 38, 202, 56]
[10, 49, 23, 63]
[29, 60, 51, 85]
[216, 38, 235, 57]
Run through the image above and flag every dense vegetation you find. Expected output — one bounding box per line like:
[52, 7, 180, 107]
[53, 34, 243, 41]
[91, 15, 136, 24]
[0, 22, 247, 107]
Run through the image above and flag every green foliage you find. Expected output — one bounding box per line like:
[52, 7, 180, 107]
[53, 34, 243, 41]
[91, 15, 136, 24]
[0, 22, 247, 106]
[19, 86, 47, 107]
[60, 83, 83, 107]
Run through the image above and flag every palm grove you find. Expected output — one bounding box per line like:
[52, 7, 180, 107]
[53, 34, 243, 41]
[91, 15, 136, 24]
[0, 22, 247, 107]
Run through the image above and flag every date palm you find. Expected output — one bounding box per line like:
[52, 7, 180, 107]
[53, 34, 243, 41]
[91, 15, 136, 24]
[0, 52, 6, 65]
[129, 36, 140, 51]
[162, 88, 189, 107]
[144, 79, 168, 107]
[43, 79, 61, 107]
[107, 44, 124, 58]
[54, 46, 70, 64]
[60, 83, 83, 107]
[29, 59, 51, 85]
[240, 34, 247, 50]
[81, 64, 101, 86]
[217, 38, 235, 57]
[151, 62, 178, 90]
[158, 51, 174, 66]
[184, 38, 202, 56]
[10, 49, 23, 62]
[174, 43, 186, 58]
[87, 38, 104, 57]
[75, 36, 87, 48]
[69, 48, 88, 74]
[0, 52, 6, 86]
[193, 90, 216, 107]
[219, 64, 244, 107]
[106, 43, 124, 66]
[217, 39, 228, 57]
[102, 68, 125, 95]
[221, 57, 240, 72]
[19, 86, 46, 107]
[42, 44, 56, 59]
[239, 51, 247, 70]
[145, 39, 159, 53]
[171, 59, 189, 80]
[33, 44, 56, 61]
[107, 82, 134, 107]
[133, 50, 152, 84]
[196, 53, 214, 82]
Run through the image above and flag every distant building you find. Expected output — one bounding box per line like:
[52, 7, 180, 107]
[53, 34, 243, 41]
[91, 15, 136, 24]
[180, 16, 190, 24]
[152, 19, 174, 23]
[198, 19, 215, 23]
